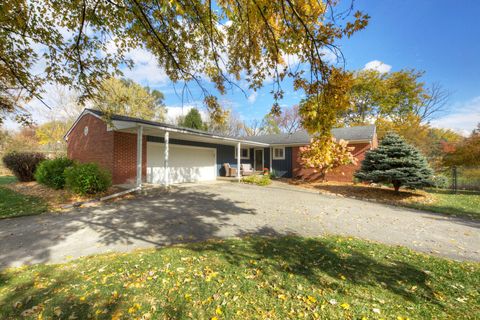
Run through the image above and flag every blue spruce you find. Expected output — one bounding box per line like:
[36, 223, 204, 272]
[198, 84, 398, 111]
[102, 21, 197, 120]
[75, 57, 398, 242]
[355, 133, 433, 192]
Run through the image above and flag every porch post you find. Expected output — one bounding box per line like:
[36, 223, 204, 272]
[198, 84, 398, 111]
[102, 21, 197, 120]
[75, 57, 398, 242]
[269, 147, 273, 173]
[136, 125, 143, 187]
[237, 142, 241, 181]
[164, 131, 169, 187]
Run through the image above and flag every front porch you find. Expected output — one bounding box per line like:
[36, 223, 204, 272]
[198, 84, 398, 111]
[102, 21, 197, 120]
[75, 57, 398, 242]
[110, 117, 270, 186]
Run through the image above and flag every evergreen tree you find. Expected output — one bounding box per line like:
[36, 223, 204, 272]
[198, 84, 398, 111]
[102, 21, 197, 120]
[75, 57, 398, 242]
[180, 108, 205, 130]
[355, 133, 433, 192]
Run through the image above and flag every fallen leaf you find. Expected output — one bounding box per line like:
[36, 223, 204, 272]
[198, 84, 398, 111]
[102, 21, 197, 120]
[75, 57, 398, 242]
[340, 303, 350, 310]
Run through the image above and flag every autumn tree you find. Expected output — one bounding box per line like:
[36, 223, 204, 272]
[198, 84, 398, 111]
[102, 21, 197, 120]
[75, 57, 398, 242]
[0, 128, 10, 155]
[35, 120, 69, 153]
[261, 105, 302, 134]
[3, 126, 41, 153]
[274, 105, 302, 134]
[1, 0, 369, 140]
[355, 133, 433, 192]
[95, 78, 166, 121]
[342, 69, 443, 126]
[443, 124, 480, 167]
[299, 136, 357, 179]
[207, 111, 245, 137]
[298, 68, 355, 161]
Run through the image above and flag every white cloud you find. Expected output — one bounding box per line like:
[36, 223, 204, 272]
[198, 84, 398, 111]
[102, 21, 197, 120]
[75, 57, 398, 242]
[363, 60, 392, 74]
[247, 91, 258, 104]
[122, 48, 170, 86]
[431, 96, 480, 136]
[165, 105, 208, 124]
[319, 48, 338, 65]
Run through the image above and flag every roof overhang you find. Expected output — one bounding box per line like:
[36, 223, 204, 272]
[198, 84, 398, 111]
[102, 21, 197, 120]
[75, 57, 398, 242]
[111, 120, 269, 147]
[64, 109, 268, 147]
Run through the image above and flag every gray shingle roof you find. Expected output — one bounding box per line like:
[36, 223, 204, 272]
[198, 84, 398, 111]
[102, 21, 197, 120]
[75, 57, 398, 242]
[84, 109, 375, 145]
[247, 125, 376, 145]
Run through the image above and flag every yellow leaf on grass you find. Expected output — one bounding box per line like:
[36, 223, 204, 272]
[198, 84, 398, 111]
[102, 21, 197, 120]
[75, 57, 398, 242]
[111, 310, 123, 320]
[277, 294, 287, 301]
[215, 306, 223, 315]
[307, 295, 317, 303]
[340, 303, 350, 310]
[53, 307, 62, 316]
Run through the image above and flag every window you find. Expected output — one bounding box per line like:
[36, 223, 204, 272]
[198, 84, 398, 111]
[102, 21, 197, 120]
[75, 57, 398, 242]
[273, 147, 285, 160]
[234, 147, 250, 159]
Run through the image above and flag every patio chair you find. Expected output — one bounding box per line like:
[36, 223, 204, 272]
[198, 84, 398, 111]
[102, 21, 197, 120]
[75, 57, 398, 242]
[223, 163, 237, 177]
[241, 163, 254, 176]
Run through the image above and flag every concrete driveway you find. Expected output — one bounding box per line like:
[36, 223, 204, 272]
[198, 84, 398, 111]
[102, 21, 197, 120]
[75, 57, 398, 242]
[0, 181, 479, 269]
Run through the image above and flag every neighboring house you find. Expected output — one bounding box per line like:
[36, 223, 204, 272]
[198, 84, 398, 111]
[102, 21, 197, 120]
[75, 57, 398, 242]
[65, 109, 377, 186]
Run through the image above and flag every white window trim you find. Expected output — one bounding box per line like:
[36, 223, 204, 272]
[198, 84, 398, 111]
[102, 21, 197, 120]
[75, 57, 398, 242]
[234, 147, 250, 160]
[272, 147, 285, 160]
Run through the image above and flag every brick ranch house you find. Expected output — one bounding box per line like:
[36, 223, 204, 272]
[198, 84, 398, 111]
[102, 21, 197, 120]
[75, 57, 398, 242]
[65, 109, 377, 186]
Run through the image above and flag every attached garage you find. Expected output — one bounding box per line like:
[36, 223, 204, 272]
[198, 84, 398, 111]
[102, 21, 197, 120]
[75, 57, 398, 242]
[146, 142, 216, 185]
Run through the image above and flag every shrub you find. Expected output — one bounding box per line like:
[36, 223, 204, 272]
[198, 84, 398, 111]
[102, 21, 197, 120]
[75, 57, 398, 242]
[64, 163, 112, 195]
[2, 152, 45, 182]
[242, 174, 271, 186]
[35, 157, 74, 189]
[431, 174, 449, 189]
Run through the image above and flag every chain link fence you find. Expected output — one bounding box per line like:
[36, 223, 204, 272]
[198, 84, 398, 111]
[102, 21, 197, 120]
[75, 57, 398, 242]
[448, 166, 480, 193]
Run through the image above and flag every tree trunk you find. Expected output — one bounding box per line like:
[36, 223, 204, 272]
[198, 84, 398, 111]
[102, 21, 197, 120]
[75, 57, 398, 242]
[393, 181, 401, 192]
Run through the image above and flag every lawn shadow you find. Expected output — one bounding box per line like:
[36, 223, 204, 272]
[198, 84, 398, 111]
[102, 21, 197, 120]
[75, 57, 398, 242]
[0, 184, 257, 268]
[189, 227, 441, 306]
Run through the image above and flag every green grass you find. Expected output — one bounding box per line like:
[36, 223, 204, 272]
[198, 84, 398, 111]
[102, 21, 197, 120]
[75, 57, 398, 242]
[241, 174, 272, 186]
[407, 189, 480, 220]
[0, 236, 478, 319]
[0, 176, 17, 185]
[0, 176, 48, 219]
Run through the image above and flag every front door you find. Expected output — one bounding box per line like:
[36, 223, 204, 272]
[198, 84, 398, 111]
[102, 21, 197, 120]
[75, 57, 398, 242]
[254, 149, 263, 172]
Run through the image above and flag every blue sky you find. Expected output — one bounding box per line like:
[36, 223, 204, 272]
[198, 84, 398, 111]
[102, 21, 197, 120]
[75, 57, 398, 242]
[16, 0, 480, 134]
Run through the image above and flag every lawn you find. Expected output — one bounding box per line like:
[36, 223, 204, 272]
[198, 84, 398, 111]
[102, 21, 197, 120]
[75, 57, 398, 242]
[0, 175, 127, 219]
[290, 181, 480, 220]
[0, 176, 48, 219]
[0, 236, 478, 319]
[406, 189, 480, 220]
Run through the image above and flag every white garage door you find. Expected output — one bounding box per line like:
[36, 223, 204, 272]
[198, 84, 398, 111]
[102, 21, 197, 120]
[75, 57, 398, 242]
[146, 142, 216, 184]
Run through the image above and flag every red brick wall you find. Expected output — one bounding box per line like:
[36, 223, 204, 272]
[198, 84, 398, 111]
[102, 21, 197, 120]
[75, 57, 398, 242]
[292, 141, 374, 183]
[113, 132, 147, 185]
[67, 113, 147, 185]
[67, 114, 114, 173]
